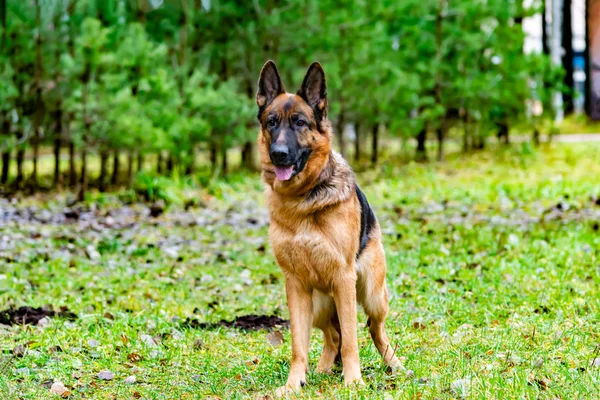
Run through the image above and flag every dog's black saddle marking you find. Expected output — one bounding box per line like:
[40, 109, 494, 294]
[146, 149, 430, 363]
[355, 184, 376, 259]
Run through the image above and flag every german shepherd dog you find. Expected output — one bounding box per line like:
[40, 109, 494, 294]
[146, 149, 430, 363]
[256, 61, 401, 396]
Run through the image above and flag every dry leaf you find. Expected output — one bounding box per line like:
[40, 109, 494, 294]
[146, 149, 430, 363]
[128, 352, 143, 363]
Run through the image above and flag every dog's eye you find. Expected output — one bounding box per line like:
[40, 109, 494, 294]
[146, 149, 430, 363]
[296, 120, 306, 127]
[267, 119, 277, 128]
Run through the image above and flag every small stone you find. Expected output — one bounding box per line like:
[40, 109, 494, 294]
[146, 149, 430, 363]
[508, 233, 519, 246]
[233, 284, 243, 292]
[451, 378, 471, 398]
[12, 345, 26, 357]
[124, 375, 136, 384]
[171, 329, 184, 341]
[85, 245, 100, 261]
[193, 339, 204, 350]
[240, 269, 251, 279]
[50, 381, 67, 395]
[149, 349, 160, 358]
[146, 320, 157, 331]
[200, 274, 214, 283]
[97, 370, 114, 380]
[266, 331, 284, 346]
[140, 334, 157, 347]
[37, 317, 50, 327]
[87, 339, 99, 348]
[16, 367, 29, 376]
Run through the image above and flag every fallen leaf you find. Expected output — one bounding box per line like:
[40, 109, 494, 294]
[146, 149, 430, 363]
[266, 331, 284, 346]
[412, 318, 426, 330]
[128, 352, 143, 363]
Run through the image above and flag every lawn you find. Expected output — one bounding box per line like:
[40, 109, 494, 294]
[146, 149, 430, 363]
[1, 143, 600, 399]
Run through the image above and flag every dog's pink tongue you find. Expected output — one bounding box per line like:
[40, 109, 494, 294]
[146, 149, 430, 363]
[274, 165, 294, 181]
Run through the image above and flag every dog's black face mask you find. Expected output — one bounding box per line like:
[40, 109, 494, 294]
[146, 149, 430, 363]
[256, 61, 328, 182]
[265, 111, 312, 181]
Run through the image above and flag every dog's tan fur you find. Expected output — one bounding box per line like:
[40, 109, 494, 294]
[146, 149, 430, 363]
[257, 61, 400, 396]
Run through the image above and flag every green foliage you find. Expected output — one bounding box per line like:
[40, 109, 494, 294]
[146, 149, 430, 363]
[0, 0, 568, 188]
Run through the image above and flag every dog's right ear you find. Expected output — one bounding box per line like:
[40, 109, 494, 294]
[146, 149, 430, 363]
[257, 61, 285, 112]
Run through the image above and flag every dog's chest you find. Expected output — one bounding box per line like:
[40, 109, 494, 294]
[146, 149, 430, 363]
[270, 219, 349, 288]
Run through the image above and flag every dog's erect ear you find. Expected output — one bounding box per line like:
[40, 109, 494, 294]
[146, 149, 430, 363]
[298, 62, 327, 120]
[257, 61, 285, 110]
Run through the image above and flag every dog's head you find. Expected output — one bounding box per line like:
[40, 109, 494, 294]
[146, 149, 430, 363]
[256, 61, 332, 194]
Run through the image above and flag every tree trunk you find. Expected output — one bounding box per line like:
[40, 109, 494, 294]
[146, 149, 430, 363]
[157, 152, 163, 174]
[78, 147, 88, 201]
[497, 122, 510, 145]
[137, 153, 143, 172]
[16, 147, 24, 189]
[111, 150, 119, 185]
[54, 137, 62, 189]
[69, 140, 76, 187]
[562, 0, 574, 115]
[78, 82, 90, 202]
[128, 151, 134, 188]
[533, 128, 540, 146]
[354, 122, 361, 163]
[186, 147, 195, 175]
[1, 150, 8, 185]
[32, 135, 39, 190]
[31, 0, 44, 192]
[415, 127, 428, 162]
[99, 151, 108, 192]
[436, 127, 444, 161]
[166, 154, 174, 173]
[221, 146, 228, 174]
[241, 141, 255, 170]
[473, 124, 485, 150]
[585, 0, 592, 117]
[210, 142, 218, 171]
[542, 0, 549, 55]
[371, 123, 379, 165]
[337, 110, 346, 158]
[53, 109, 63, 189]
[1, 117, 10, 185]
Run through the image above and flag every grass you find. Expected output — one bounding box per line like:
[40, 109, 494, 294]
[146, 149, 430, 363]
[1, 143, 600, 399]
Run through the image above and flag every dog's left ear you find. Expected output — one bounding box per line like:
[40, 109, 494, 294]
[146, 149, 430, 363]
[298, 62, 327, 120]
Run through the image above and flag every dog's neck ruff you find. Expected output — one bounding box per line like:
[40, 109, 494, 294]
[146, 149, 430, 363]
[276, 151, 355, 215]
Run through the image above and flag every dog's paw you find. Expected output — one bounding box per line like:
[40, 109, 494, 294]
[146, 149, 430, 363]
[274, 382, 303, 398]
[315, 363, 333, 374]
[342, 373, 364, 387]
[386, 357, 406, 373]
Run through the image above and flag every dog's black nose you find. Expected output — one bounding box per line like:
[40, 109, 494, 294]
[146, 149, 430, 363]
[270, 144, 289, 164]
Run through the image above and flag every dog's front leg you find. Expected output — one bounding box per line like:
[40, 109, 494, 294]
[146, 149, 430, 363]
[276, 277, 313, 397]
[333, 271, 363, 386]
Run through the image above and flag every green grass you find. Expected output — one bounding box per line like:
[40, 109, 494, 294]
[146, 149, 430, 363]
[2, 143, 600, 399]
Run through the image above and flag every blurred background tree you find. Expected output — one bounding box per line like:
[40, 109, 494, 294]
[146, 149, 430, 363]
[0, 0, 580, 195]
